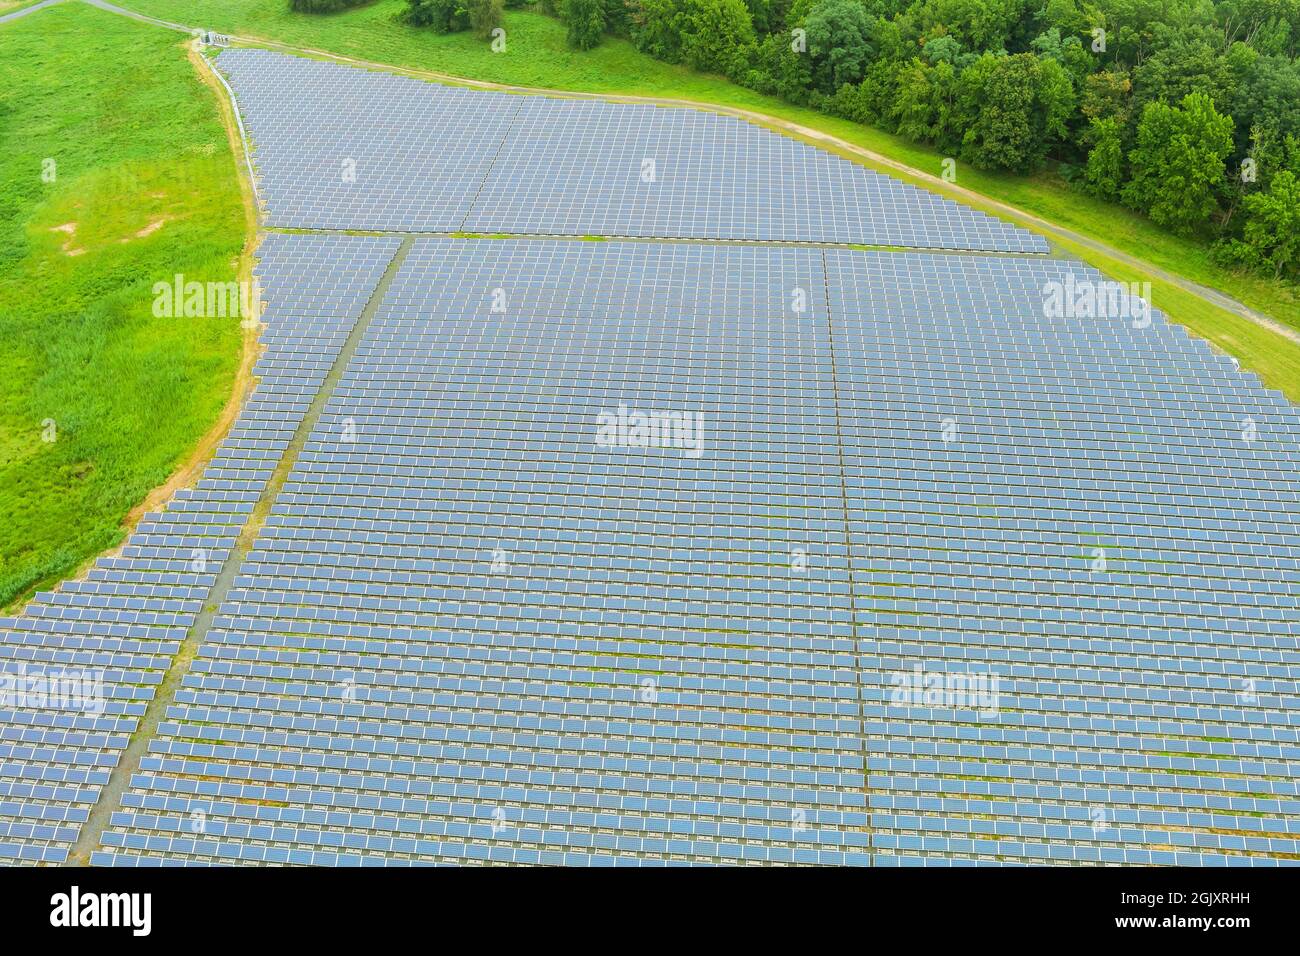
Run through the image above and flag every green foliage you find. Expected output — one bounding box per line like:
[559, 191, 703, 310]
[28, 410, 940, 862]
[1080, 69, 1132, 124]
[1037, 55, 1076, 141]
[803, 0, 874, 93]
[1124, 92, 1235, 234]
[956, 53, 1038, 171]
[1082, 116, 1125, 199]
[743, 0, 775, 33]
[956, 52, 1074, 171]
[1226, 169, 1300, 278]
[680, 0, 756, 74]
[604, 0, 631, 35]
[404, 0, 468, 30]
[563, 0, 606, 48]
[0, 3, 243, 607]
[627, 0, 686, 60]
[890, 57, 959, 144]
[921, 35, 964, 66]
[466, 0, 503, 37]
[1037, 0, 1092, 38]
[628, 0, 755, 75]
[915, 0, 1030, 50]
[1129, 30, 1239, 119]
[745, 30, 815, 100]
[1231, 52, 1300, 153]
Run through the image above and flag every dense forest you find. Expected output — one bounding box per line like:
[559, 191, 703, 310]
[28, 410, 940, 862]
[388, 0, 1300, 281]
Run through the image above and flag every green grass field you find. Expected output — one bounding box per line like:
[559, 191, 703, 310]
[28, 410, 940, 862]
[0, 2, 244, 608]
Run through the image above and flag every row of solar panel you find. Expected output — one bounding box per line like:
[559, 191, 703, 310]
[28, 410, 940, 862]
[216, 48, 1048, 253]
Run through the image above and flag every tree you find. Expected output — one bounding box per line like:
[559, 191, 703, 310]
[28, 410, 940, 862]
[955, 52, 1073, 171]
[1230, 54, 1300, 154]
[564, 0, 607, 49]
[1036, 0, 1093, 38]
[1080, 69, 1132, 124]
[957, 54, 1038, 171]
[743, 0, 775, 33]
[916, 0, 1030, 50]
[849, 46, 907, 126]
[604, 0, 632, 35]
[628, 0, 687, 62]
[1130, 28, 1239, 120]
[1088, 0, 1216, 67]
[921, 35, 964, 66]
[1082, 116, 1124, 199]
[630, 0, 756, 74]
[889, 57, 960, 148]
[404, 0, 469, 31]
[744, 31, 815, 104]
[1123, 92, 1235, 235]
[803, 0, 875, 94]
[466, 0, 504, 39]
[1239, 168, 1300, 278]
[892, 58, 938, 142]
[679, 0, 756, 76]
[1037, 55, 1076, 144]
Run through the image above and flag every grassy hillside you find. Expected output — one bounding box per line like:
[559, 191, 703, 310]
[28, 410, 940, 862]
[0, 2, 244, 607]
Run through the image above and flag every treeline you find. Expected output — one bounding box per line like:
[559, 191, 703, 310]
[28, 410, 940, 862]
[405, 0, 531, 36]
[388, 0, 1300, 281]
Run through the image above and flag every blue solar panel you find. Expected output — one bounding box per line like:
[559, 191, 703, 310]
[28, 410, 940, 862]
[91, 241, 1300, 866]
[0, 235, 401, 865]
[214, 49, 1046, 253]
[7, 44, 1295, 868]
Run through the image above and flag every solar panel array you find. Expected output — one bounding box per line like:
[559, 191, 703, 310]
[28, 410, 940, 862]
[94, 240, 867, 865]
[214, 49, 1046, 254]
[0, 234, 399, 865]
[826, 252, 1300, 865]
[92, 240, 1299, 866]
[7, 44, 1296, 867]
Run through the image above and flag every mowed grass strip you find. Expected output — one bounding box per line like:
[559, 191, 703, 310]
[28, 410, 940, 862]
[0, 3, 244, 608]
[0, 1, 53, 15]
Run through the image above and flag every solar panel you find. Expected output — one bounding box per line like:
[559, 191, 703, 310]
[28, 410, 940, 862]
[91, 240, 1300, 867]
[826, 250, 1300, 865]
[214, 49, 1046, 253]
[6, 46, 1295, 868]
[0, 234, 402, 865]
